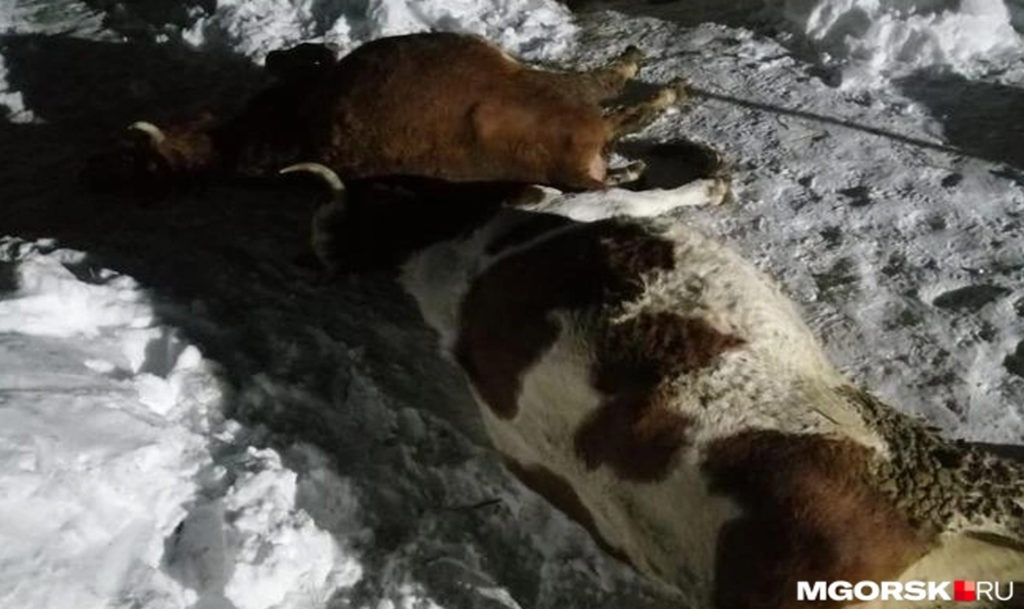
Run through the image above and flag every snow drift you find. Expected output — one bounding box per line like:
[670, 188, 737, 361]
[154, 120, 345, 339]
[62, 0, 576, 61]
[0, 239, 361, 609]
[37, 0, 1023, 84]
[774, 0, 1023, 86]
[191, 0, 577, 60]
[565, 0, 1021, 86]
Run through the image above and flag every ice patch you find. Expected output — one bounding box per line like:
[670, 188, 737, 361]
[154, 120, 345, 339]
[774, 0, 1023, 86]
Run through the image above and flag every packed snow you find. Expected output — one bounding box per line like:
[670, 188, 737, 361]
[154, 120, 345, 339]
[1, 0, 1022, 608]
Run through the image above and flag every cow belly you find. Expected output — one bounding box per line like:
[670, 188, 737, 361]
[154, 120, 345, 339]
[478, 332, 738, 606]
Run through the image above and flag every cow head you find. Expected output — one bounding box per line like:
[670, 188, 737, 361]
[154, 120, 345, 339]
[278, 162, 534, 275]
[79, 122, 173, 197]
[80, 114, 219, 200]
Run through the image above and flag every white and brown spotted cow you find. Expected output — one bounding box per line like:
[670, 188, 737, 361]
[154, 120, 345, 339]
[291, 165, 1024, 609]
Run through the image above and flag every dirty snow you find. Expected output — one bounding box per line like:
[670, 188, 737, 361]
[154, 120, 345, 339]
[0, 0, 1022, 608]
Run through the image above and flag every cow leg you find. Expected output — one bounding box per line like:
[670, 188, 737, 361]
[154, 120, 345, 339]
[612, 175, 731, 211]
[606, 140, 732, 201]
[523, 174, 730, 220]
[580, 45, 645, 102]
[606, 79, 689, 139]
[541, 45, 645, 105]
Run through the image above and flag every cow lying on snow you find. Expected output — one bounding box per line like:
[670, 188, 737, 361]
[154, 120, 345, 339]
[289, 163, 1024, 609]
[82, 33, 690, 195]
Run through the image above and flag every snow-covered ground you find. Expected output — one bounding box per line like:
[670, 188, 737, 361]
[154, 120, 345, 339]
[1, 0, 1022, 607]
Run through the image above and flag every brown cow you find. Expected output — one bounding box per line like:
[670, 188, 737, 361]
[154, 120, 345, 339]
[82, 33, 689, 195]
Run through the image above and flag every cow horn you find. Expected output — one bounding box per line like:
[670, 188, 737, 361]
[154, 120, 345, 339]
[281, 162, 347, 275]
[280, 162, 346, 203]
[128, 121, 166, 146]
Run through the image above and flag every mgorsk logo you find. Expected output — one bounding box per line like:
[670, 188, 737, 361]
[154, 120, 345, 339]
[797, 580, 1015, 603]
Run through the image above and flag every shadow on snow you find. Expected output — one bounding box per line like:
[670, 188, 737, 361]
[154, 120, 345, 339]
[0, 32, 680, 609]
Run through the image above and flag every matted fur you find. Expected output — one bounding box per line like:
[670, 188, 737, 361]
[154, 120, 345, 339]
[454, 220, 677, 419]
[704, 430, 931, 609]
[576, 312, 744, 482]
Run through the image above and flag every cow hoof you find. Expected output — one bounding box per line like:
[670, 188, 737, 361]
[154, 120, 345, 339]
[611, 45, 645, 79]
[705, 175, 732, 206]
[606, 160, 647, 186]
[619, 45, 644, 68]
[667, 78, 692, 106]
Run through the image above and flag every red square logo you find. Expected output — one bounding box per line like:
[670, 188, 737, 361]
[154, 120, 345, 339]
[955, 581, 976, 602]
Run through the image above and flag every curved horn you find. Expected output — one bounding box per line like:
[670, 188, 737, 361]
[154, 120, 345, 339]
[128, 121, 166, 146]
[280, 162, 346, 203]
[281, 162, 346, 276]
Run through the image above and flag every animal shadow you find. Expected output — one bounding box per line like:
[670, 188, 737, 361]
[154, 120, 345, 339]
[619, 138, 726, 190]
[897, 71, 1024, 175]
[0, 33, 683, 609]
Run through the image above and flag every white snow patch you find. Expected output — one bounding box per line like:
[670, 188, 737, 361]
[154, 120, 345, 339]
[221, 448, 361, 609]
[774, 0, 1023, 86]
[0, 0, 110, 38]
[0, 242, 152, 337]
[181, 0, 577, 61]
[0, 52, 35, 124]
[0, 238, 362, 609]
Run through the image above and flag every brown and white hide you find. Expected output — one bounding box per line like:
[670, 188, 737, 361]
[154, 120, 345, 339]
[397, 181, 1024, 609]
